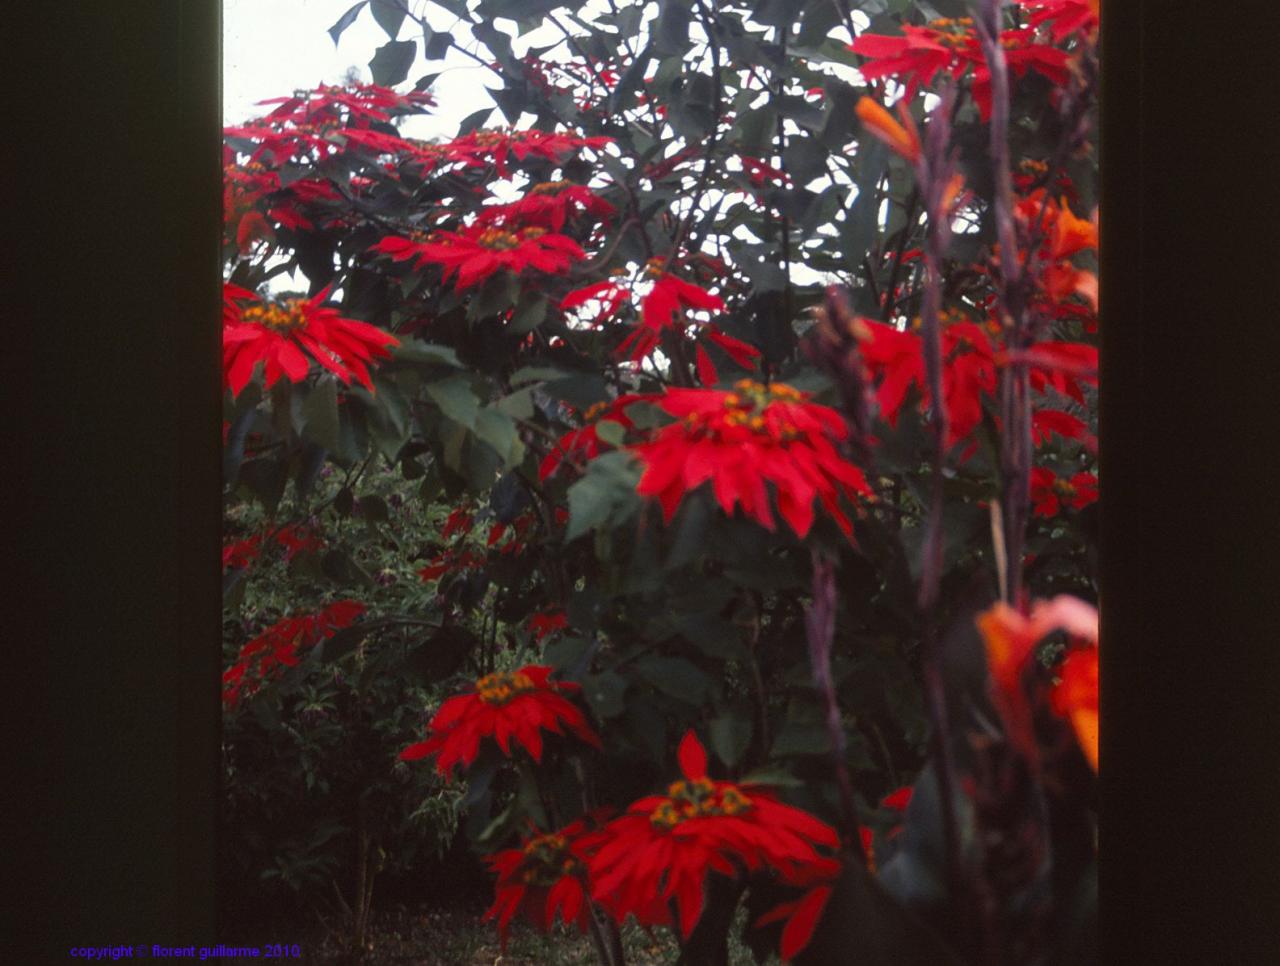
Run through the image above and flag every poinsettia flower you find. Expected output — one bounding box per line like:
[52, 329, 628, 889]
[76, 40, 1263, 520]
[424, 127, 612, 178]
[1032, 407, 1096, 452]
[222, 285, 399, 396]
[399, 666, 602, 778]
[630, 381, 874, 540]
[1051, 644, 1098, 771]
[1029, 467, 1098, 517]
[880, 786, 914, 812]
[483, 816, 608, 949]
[256, 83, 434, 126]
[754, 877, 838, 961]
[222, 600, 365, 707]
[588, 731, 841, 942]
[860, 317, 997, 450]
[1016, 0, 1100, 42]
[222, 534, 262, 571]
[617, 271, 760, 384]
[274, 524, 323, 561]
[850, 21, 977, 104]
[371, 225, 586, 291]
[476, 180, 615, 233]
[560, 280, 632, 326]
[529, 610, 569, 642]
[538, 395, 653, 481]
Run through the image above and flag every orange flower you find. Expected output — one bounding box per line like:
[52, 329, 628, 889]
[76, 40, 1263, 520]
[399, 666, 601, 778]
[855, 97, 921, 164]
[1052, 646, 1098, 771]
[976, 596, 1098, 764]
[630, 382, 873, 540]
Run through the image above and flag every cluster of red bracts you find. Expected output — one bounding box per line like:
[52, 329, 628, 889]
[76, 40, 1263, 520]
[400, 684, 846, 960]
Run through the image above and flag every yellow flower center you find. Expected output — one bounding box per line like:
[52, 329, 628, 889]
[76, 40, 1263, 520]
[531, 179, 571, 195]
[518, 832, 582, 885]
[928, 17, 973, 49]
[241, 300, 307, 332]
[584, 401, 610, 421]
[650, 777, 752, 830]
[476, 670, 536, 705]
[715, 380, 806, 440]
[1052, 478, 1077, 498]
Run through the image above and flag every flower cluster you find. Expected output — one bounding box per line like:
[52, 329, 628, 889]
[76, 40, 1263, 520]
[399, 666, 601, 778]
[410, 128, 612, 178]
[371, 224, 586, 291]
[1029, 466, 1098, 517]
[475, 180, 615, 233]
[588, 732, 840, 943]
[222, 600, 365, 707]
[222, 284, 399, 396]
[850, 17, 1070, 120]
[631, 382, 874, 539]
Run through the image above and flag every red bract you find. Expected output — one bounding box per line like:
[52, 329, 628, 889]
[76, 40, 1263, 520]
[222, 600, 365, 707]
[851, 19, 1070, 120]
[588, 731, 840, 942]
[860, 317, 997, 450]
[257, 83, 434, 126]
[631, 382, 873, 540]
[560, 280, 631, 326]
[484, 817, 601, 949]
[617, 271, 760, 384]
[371, 225, 586, 291]
[222, 534, 262, 571]
[529, 610, 569, 642]
[424, 128, 612, 178]
[1029, 467, 1098, 517]
[475, 180, 615, 232]
[538, 395, 651, 481]
[398, 666, 601, 778]
[1016, 0, 1100, 41]
[222, 285, 399, 396]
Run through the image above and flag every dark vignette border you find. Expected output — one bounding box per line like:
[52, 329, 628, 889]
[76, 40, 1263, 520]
[6, 0, 1280, 961]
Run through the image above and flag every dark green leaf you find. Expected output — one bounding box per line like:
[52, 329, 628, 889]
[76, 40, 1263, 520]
[300, 377, 341, 453]
[581, 671, 628, 719]
[425, 375, 479, 429]
[369, 40, 417, 87]
[328, 1, 369, 46]
[653, 2, 692, 56]
[422, 25, 454, 60]
[455, 106, 494, 136]
[710, 712, 753, 768]
[370, 0, 406, 39]
[634, 655, 710, 706]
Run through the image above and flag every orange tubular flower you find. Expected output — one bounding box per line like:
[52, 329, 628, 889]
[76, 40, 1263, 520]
[222, 285, 399, 396]
[588, 732, 841, 943]
[371, 225, 586, 291]
[1052, 645, 1099, 771]
[855, 97, 921, 165]
[483, 815, 606, 949]
[398, 666, 602, 778]
[976, 596, 1099, 766]
[630, 382, 873, 540]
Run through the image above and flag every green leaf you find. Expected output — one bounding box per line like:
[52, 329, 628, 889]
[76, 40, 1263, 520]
[635, 655, 710, 705]
[422, 25, 454, 60]
[392, 341, 463, 367]
[565, 451, 641, 540]
[494, 386, 535, 420]
[473, 407, 525, 467]
[328, 1, 369, 46]
[455, 106, 493, 136]
[509, 294, 548, 334]
[653, 2, 692, 56]
[544, 635, 593, 676]
[299, 378, 340, 452]
[784, 135, 829, 184]
[426, 375, 479, 429]
[368, 40, 417, 87]
[841, 139, 889, 275]
[370, 0, 406, 39]
[593, 419, 626, 446]
[710, 712, 753, 768]
[581, 671, 628, 719]
[770, 719, 832, 758]
[509, 365, 569, 385]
